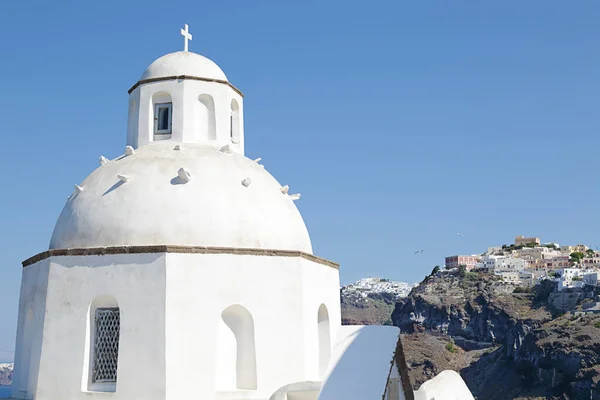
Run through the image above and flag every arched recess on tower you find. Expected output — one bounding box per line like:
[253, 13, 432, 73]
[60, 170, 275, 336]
[318, 304, 331, 379]
[230, 99, 240, 143]
[216, 304, 257, 390]
[196, 94, 217, 141]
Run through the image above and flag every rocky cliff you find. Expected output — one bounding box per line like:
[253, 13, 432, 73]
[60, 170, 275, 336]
[392, 270, 600, 399]
[392, 271, 552, 346]
[0, 363, 12, 386]
[341, 278, 416, 325]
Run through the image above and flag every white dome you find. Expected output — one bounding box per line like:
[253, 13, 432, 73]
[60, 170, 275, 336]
[140, 51, 228, 82]
[50, 143, 312, 253]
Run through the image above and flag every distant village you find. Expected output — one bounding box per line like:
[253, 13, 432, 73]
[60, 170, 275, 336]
[445, 236, 600, 291]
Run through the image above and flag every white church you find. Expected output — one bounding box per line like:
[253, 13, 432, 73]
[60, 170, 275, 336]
[10, 25, 473, 400]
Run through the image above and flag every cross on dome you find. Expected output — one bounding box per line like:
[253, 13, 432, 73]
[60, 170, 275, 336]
[180, 23, 192, 52]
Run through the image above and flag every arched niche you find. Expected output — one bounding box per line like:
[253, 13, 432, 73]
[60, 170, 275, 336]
[230, 99, 240, 144]
[196, 94, 217, 141]
[82, 295, 120, 393]
[318, 304, 331, 379]
[216, 304, 257, 390]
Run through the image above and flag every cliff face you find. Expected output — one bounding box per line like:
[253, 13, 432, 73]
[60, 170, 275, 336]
[341, 278, 416, 325]
[392, 272, 552, 347]
[393, 271, 600, 399]
[0, 363, 12, 386]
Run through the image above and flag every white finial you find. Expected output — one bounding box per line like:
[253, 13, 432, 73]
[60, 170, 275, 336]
[74, 184, 84, 194]
[181, 24, 192, 52]
[125, 146, 135, 156]
[280, 185, 289, 194]
[289, 193, 301, 201]
[253, 157, 264, 169]
[241, 177, 252, 187]
[178, 167, 192, 183]
[99, 156, 109, 165]
[117, 174, 131, 183]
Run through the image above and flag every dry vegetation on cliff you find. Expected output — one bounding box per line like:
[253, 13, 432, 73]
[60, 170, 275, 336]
[390, 270, 600, 399]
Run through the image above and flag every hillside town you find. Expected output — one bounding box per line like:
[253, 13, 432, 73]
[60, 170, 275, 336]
[446, 235, 600, 291]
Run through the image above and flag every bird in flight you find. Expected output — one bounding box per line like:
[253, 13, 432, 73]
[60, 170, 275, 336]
[457, 233, 464, 236]
[414, 250, 425, 254]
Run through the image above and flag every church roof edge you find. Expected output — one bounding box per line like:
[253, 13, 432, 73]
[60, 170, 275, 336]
[128, 75, 243, 96]
[22, 245, 339, 269]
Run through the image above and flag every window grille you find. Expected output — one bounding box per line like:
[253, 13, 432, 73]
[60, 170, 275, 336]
[92, 308, 120, 383]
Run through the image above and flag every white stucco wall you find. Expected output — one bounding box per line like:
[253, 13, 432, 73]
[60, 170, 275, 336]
[12, 260, 50, 399]
[165, 253, 340, 400]
[128, 77, 243, 154]
[13, 251, 340, 400]
[318, 326, 401, 400]
[14, 253, 167, 400]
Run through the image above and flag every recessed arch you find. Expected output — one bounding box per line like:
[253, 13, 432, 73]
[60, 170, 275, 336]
[196, 94, 217, 141]
[216, 304, 257, 390]
[318, 304, 331, 379]
[230, 99, 240, 144]
[82, 295, 120, 392]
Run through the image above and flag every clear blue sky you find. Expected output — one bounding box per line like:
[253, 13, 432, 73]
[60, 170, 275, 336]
[0, 0, 599, 357]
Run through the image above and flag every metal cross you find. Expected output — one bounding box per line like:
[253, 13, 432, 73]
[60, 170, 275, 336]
[181, 24, 192, 52]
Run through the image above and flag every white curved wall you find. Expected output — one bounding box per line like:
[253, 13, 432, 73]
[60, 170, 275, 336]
[16, 254, 167, 400]
[127, 79, 244, 154]
[15, 251, 340, 400]
[12, 261, 49, 400]
[49, 144, 313, 253]
[165, 252, 340, 399]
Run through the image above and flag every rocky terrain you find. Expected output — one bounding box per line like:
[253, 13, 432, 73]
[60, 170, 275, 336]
[391, 269, 600, 399]
[0, 363, 12, 386]
[340, 277, 417, 325]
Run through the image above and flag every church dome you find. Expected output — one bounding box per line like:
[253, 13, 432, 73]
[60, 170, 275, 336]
[49, 143, 312, 253]
[140, 51, 228, 82]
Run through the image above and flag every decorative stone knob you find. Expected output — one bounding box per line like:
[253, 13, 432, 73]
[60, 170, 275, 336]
[117, 174, 131, 183]
[178, 168, 192, 183]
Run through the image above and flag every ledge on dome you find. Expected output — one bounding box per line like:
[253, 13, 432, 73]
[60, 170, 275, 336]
[22, 246, 340, 270]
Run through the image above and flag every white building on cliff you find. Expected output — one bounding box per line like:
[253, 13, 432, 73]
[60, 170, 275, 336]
[11, 25, 472, 400]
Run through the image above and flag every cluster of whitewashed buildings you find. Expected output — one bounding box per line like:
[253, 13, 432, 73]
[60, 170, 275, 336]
[445, 236, 600, 290]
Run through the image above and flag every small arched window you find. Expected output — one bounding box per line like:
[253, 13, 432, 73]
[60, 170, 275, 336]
[154, 103, 172, 134]
[151, 92, 173, 141]
[84, 296, 120, 392]
[92, 307, 120, 383]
